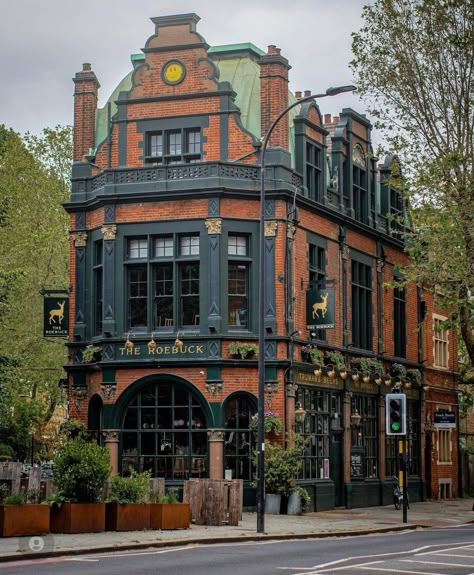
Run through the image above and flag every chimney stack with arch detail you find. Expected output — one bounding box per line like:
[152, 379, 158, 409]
[73, 63, 100, 162]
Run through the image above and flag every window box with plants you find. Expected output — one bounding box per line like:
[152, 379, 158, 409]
[406, 368, 421, 388]
[367, 358, 385, 385]
[325, 350, 347, 379]
[228, 341, 258, 359]
[50, 437, 111, 533]
[249, 411, 282, 436]
[82, 345, 102, 364]
[0, 489, 50, 538]
[149, 489, 190, 530]
[390, 362, 407, 384]
[301, 344, 324, 366]
[105, 471, 151, 531]
[352, 357, 371, 382]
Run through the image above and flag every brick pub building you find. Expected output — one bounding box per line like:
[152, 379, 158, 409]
[66, 13, 459, 509]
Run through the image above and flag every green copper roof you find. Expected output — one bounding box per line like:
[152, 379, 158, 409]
[208, 42, 265, 57]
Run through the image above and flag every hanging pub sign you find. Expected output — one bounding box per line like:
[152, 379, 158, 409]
[43, 296, 69, 337]
[306, 287, 335, 329]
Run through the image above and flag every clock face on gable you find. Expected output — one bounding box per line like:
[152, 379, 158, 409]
[162, 60, 186, 85]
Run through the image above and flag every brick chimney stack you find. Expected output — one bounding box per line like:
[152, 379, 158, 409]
[73, 63, 100, 162]
[259, 45, 291, 149]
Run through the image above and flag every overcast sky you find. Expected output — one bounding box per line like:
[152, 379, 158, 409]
[0, 0, 370, 136]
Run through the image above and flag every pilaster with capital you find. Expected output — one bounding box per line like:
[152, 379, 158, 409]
[103, 429, 120, 475]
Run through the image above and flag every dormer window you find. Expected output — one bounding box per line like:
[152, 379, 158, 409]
[145, 128, 201, 165]
[352, 144, 368, 224]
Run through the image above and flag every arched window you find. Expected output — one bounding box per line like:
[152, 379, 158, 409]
[121, 382, 208, 479]
[224, 395, 256, 480]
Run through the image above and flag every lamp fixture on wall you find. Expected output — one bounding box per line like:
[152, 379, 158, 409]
[294, 402, 307, 426]
[148, 333, 157, 352]
[350, 409, 362, 428]
[124, 334, 134, 350]
[174, 332, 183, 349]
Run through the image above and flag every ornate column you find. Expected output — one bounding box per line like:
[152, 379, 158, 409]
[103, 429, 120, 475]
[285, 382, 298, 438]
[207, 429, 225, 479]
[71, 231, 88, 340]
[101, 221, 117, 336]
[378, 394, 386, 480]
[205, 217, 222, 333]
[343, 390, 352, 483]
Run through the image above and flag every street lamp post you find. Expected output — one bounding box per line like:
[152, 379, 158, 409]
[257, 85, 355, 534]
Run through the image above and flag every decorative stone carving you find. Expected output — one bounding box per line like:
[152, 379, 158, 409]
[285, 383, 299, 398]
[102, 429, 120, 443]
[376, 258, 385, 273]
[205, 381, 224, 396]
[205, 218, 222, 235]
[71, 386, 88, 400]
[207, 429, 225, 441]
[264, 220, 278, 237]
[352, 143, 366, 167]
[101, 224, 117, 240]
[342, 244, 350, 260]
[265, 382, 279, 396]
[101, 383, 117, 400]
[71, 232, 88, 247]
[286, 222, 296, 239]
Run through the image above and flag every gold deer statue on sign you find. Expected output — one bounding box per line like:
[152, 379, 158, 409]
[312, 292, 329, 319]
[49, 301, 65, 325]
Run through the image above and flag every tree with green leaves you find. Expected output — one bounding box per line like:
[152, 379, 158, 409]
[351, 0, 474, 366]
[0, 125, 72, 460]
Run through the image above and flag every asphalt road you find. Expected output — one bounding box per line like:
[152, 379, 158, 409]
[1, 525, 473, 575]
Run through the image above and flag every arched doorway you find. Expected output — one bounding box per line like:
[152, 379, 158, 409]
[223, 393, 256, 480]
[120, 380, 208, 479]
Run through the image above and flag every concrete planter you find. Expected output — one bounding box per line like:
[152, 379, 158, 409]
[50, 503, 106, 533]
[0, 504, 50, 537]
[149, 503, 190, 530]
[105, 503, 150, 531]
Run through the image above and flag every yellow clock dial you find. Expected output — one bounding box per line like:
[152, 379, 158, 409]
[163, 61, 185, 85]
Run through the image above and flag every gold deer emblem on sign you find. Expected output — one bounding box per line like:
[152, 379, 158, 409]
[312, 293, 329, 319]
[49, 301, 65, 325]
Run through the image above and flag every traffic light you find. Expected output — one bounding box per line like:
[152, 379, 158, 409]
[386, 393, 406, 435]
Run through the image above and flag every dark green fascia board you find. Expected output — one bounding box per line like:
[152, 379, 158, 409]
[142, 42, 210, 54]
[121, 90, 232, 105]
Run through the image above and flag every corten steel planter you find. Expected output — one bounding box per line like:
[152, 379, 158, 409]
[0, 504, 50, 537]
[149, 503, 190, 530]
[105, 503, 151, 531]
[50, 503, 106, 533]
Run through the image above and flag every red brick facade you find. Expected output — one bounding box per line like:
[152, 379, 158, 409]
[66, 13, 458, 508]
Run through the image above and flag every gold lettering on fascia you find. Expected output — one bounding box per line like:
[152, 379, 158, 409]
[119, 345, 205, 357]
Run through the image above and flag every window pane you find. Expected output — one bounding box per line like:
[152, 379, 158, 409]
[155, 237, 173, 258]
[186, 130, 201, 154]
[150, 134, 163, 157]
[128, 265, 147, 328]
[179, 235, 199, 256]
[128, 238, 148, 259]
[180, 263, 200, 325]
[228, 236, 247, 256]
[228, 263, 248, 327]
[168, 132, 182, 155]
[154, 263, 174, 328]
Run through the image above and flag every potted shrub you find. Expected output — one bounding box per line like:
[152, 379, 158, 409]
[0, 491, 50, 537]
[287, 486, 311, 516]
[82, 345, 102, 364]
[149, 489, 190, 530]
[105, 471, 151, 531]
[253, 438, 303, 515]
[391, 362, 407, 385]
[228, 341, 258, 359]
[50, 437, 111, 533]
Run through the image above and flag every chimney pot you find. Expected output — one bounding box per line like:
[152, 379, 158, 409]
[267, 45, 276, 54]
[334, 116, 340, 123]
[82, 63, 92, 71]
[324, 114, 331, 123]
[295, 91, 302, 99]
[304, 90, 311, 97]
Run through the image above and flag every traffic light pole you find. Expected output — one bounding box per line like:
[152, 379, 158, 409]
[399, 438, 408, 523]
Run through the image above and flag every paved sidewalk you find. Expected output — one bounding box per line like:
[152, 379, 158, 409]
[0, 498, 472, 562]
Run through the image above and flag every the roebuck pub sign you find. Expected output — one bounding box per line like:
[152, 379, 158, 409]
[43, 296, 69, 337]
[306, 288, 335, 330]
